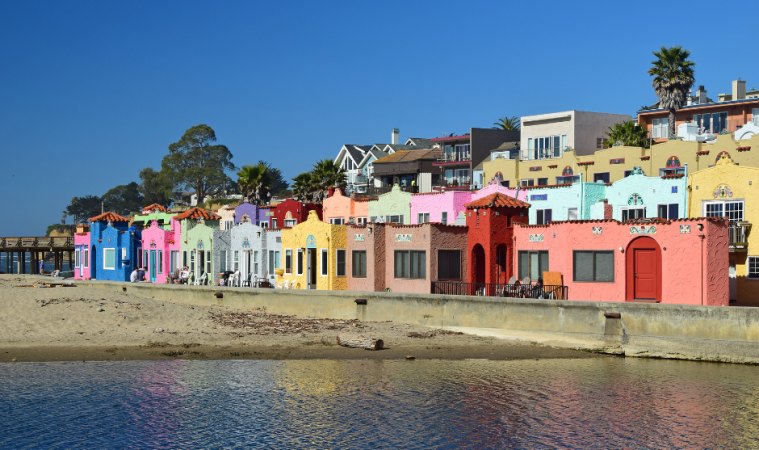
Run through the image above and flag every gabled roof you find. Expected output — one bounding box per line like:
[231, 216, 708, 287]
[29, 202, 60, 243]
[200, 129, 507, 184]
[89, 212, 130, 223]
[174, 207, 221, 221]
[465, 192, 530, 209]
[374, 148, 442, 164]
[404, 138, 434, 147]
[336, 144, 371, 166]
[358, 148, 389, 168]
[140, 203, 169, 214]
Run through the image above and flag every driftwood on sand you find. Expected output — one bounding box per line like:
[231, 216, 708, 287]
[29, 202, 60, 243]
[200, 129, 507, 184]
[337, 334, 384, 351]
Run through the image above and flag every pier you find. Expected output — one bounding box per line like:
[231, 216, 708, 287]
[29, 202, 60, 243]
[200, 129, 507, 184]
[0, 237, 74, 274]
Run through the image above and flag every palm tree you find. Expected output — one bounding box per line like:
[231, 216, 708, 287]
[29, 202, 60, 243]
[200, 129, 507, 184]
[648, 46, 696, 138]
[311, 158, 345, 202]
[493, 116, 521, 130]
[291, 172, 314, 202]
[603, 120, 650, 149]
[237, 163, 272, 205]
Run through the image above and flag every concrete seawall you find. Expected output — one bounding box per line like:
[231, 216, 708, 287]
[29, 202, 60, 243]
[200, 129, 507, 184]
[77, 280, 759, 364]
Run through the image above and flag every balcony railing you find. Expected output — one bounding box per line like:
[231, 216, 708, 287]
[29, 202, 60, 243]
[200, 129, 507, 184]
[435, 153, 472, 163]
[520, 147, 562, 161]
[431, 281, 568, 300]
[365, 185, 418, 196]
[434, 176, 471, 189]
[729, 221, 752, 251]
[354, 174, 369, 184]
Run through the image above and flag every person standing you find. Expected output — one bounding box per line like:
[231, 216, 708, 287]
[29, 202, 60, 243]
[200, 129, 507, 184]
[39, 259, 44, 275]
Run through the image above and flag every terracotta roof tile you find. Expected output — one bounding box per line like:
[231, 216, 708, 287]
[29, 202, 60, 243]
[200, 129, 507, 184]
[465, 192, 530, 209]
[353, 197, 378, 202]
[141, 203, 168, 213]
[173, 207, 221, 221]
[661, 173, 685, 179]
[89, 212, 130, 223]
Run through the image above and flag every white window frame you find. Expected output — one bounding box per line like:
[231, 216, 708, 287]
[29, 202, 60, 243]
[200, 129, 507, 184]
[386, 215, 403, 224]
[620, 206, 646, 221]
[104, 248, 116, 270]
[753, 108, 759, 127]
[284, 219, 297, 227]
[702, 200, 745, 222]
[567, 208, 578, 221]
[417, 212, 430, 224]
[297, 249, 303, 275]
[329, 218, 345, 225]
[253, 250, 259, 275]
[536, 209, 552, 225]
[320, 248, 328, 276]
[748, 256, 759, 280]
[657, 203, 680, 220]
[233, 250, 239, 271]
[75, 249, 81, 268]
[260, 221, 269, 229]
[83, 249, 89, 269]
[356, 217, 367, 226]
[206, 250, 212, 274]
[521, 178, 534, 187]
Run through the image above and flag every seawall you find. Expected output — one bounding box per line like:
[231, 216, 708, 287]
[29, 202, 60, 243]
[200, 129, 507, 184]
[77, 280, 759, 364]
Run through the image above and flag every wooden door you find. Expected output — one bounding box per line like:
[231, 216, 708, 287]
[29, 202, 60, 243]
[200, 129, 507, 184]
[633, 249, 656, 299]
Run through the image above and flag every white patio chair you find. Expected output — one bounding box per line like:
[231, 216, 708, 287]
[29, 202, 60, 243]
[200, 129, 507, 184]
[194, 272, 207, 286]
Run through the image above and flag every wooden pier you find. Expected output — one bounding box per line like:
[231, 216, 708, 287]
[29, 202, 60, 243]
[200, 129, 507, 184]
[0, 236, 74, 274]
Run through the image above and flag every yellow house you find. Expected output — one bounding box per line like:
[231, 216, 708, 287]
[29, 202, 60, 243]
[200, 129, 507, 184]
[277, 210, 347, 290]
[688, 153, 758, 304]
[483, 133, 759, 188]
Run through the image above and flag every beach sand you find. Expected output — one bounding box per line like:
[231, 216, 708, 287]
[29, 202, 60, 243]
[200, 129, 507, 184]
[0, 275, 599, 362]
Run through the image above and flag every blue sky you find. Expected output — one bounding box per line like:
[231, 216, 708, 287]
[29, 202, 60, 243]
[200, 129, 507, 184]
[0, 0, 756, 236]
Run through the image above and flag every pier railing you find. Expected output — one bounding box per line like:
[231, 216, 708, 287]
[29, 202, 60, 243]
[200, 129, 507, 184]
[431, 281, 567, 300]
[0, 237, 74, 249]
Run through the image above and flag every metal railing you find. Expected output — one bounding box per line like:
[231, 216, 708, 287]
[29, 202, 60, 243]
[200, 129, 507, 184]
[0, 237, 74, 248]
[366, 185, 418, 196]
[436, 153, 472, 163]
[434, 177, 471, 188]
[729, 221, 751, 251]
[431, 281, 568, 300]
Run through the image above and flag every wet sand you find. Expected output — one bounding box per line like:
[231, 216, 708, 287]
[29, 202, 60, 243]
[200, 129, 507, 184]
[0, 275, 600, 362]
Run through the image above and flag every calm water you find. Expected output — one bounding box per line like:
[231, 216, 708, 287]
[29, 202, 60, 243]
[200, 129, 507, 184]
[0, 254, 71, 274]
[1, 358, 758, 449]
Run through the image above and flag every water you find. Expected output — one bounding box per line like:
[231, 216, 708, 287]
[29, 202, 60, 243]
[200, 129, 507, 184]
[1, 358, 758, 449]
[0, 254, 71, 274]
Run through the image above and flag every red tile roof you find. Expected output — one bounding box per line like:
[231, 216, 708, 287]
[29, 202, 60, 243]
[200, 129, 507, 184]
[141, 203, 168, 213]
[353, 197, 378, 202]
[173, 207, 221, 221]
[89, 212, 130, 223]
[465, 192, 530, 209]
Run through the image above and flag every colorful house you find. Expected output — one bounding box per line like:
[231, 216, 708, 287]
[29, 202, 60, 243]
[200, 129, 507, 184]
[464, 193, 530, 291]
[268, 199, 322, 229]
[592, 167, 688, 221]
[689, 153, 758, 303]
[368, 184, 412, 224]
[73, 224, 90, 280]
[471, 178, 528, 202]
[218, 205, 236, 230]
[88, 212, 140, 282]
[322, 189, 374, 225]
[513, 218, 729, 305]
[346, 223, 386, 292]
[523, 182, 606, 224]
[140, 219, 175, 283]
[262, 228, 283, 286]
[174, 208, 221, 284]
[131, 204, 175, 230]
[410, 190, 472, 225]
[234, 201, 259, 226]
[258, 205, 275, 228]
[277, 210, 347, 290]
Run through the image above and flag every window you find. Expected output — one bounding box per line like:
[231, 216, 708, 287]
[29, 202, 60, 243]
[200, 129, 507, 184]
[596, 138, 605, 149]
[501, 180, 510, 188]
[260, 221, 269, 229]
[394, 250, 425, 279]
[297, 249, 303, 275]
[536, 209, 552, 225]
[556, 175, 581, 184]
[441, 211, 448, 225]
[568, 208, 578, 221]
[183, 251, 187, 268]
[329, 218, 344, 225]
[518, 251, 548, 280]
[285, 249, 292, 274]
[621, 207, 646, 221]
[753, 108, 759, 127]
[271, 219, 278, 228]
[225, 220, 234, 229]
[386, 215, 403, 224]
[438, 250, 461, 280]
[652, 118, 669, 138]
[284, 219, 297, 227]
[321, 249, 328, 276]
[657, 203, 679, 220]
[712, 112, 728, 133]
[369, 216, 378, 223]
[171, 251, 179, 272]
[659, 167, 686, 177]
[624, 170, 632, 177]
[253, 251, 259, 275]
[104, 248, 116, 270]
[703, 200, 744, 221]
[122, 247, 127, 261]
[336, 249, 346, 276]
[233, 251, 239, 271]
[158, 251, 163, 273]
[573, 251, 614, 282]
[749, 256, 759, 279]
[417, 213, 430, 224]
[206, 251, 211, 274]
[593, 172, 610, 184]
[352, 250, 367, 278]
[190, 251, 195, 273]
[356, 217, 367, 226]
[537, 178, 548, 186]
[528, 135, 562, 160]
[75, 249, 81, 268]
[220, 250, 227, 272]
[521, 179, 534, 187]
[269, 250, 279, 275]
[83, 249, 89, 269]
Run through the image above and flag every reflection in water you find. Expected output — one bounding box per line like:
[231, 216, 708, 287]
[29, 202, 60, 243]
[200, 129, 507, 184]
[1, 358, 759, 448]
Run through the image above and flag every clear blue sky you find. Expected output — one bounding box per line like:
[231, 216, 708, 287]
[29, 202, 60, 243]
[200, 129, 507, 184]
[1, 0, 755, 236]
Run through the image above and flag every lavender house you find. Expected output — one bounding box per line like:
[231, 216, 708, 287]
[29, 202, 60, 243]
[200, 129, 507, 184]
[234, 202, 260, 226]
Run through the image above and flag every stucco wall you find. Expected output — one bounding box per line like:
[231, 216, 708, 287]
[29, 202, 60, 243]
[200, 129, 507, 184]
[353, 198, 370, 221]
[213, 229, 231, 279]
[322, 190, 352, 223]
[466, 206, 528, 285]
[184, 222, 215, 282]
[217, 206, 235, 230]
[513, 219, 729, 305]
[367, 185, 412, 224]
[525, 183, 589, 223]
[346, 224, 386, 292]
[141, 220, 173, 283]
[229, 223, 265, 283]
[410, 191, 472, 224]
[574, 111, 632, 156]
[604, 173, 688, 221]
[73, 233, 90, 280]
[234, 202, 259, 226]
[471, 181, 528, 202]
[97, 224, 140, 282]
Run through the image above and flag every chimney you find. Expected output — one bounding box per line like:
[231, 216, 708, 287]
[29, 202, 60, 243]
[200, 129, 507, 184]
[392, 128, 399, 145]
[733, 79, 746, 101]
[696, 85, 707, 104]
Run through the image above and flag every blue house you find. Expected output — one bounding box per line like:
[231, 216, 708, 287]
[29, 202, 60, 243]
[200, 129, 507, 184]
[590, 167, 688, 221]
[524, 182, 606, 224]
[88, 212, 141, 281]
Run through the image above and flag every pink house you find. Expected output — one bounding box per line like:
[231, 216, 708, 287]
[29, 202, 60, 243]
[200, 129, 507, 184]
[512, 217, 729, 305]
[322, 189, 374, 225]
[410, 191, 472, 225]
[471, 178, 528, 202]
[140, 219, 176, 283]
[73, 225, 90, 280]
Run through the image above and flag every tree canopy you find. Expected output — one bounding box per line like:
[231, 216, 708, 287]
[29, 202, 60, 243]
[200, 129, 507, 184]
[101, 182, 144, 217]
[493, 116, 521, 130]
[603, 120, 650, 149]
[160, 124, 235, 205]
[64, 195, 103, 224]
[138, 167, 174, 207]
[648, 46, 696, 137]
[237, 162, 272, 206]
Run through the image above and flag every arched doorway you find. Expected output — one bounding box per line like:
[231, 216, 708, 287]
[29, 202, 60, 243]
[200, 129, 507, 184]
[626, 237, 662, 302]
[471, 244, 486, 285]
[495, 244, 508, 284]
[91, 245, 97, 279]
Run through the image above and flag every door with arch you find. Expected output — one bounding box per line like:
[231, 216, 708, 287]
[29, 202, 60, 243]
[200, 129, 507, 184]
[626, 237, 662, 302]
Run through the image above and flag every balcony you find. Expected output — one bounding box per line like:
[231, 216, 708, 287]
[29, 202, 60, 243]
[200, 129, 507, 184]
[434, 153, 472, 166]
[365, 185, 418, 196]
[433, 176, 471, 191]
[729, 221, 752, 252]
[354, 174, 369, 185]
[520, 147, 562, 161]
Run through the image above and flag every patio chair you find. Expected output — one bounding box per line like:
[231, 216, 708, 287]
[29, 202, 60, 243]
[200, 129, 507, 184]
[503, 276, 519, 297]
[241, 273, 252, 287]
[51, 270, 60, 278]
[194, 272, 207, 286]
[519, 277, 531, 298]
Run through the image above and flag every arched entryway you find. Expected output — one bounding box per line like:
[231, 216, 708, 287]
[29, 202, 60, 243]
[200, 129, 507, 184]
[91, 245, 97, 279]
[626, 237, 662, 302]
[495, 244, 508, 284]
[471, 244, 486, 285]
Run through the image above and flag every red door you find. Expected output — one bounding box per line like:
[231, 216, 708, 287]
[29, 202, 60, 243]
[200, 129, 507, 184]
[634, 249, 656, 299]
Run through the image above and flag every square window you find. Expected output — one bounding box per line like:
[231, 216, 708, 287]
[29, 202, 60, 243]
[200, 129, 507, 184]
[352, 250, 367, 278]
[438, 250, 461, 280]
[336, 249, 346, 277]
[573, 251, 615, 282]
[536, 209, 552, 225]
[394, 250, 425, 279]
[104, 248, 116, 270]
[748, 257, 759, 279]
[518, 251, 548, 280]
[417, 213, 430, 224]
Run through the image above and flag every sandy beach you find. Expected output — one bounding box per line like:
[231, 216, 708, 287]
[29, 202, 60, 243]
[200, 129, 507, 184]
[0, 275, 599, 362]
